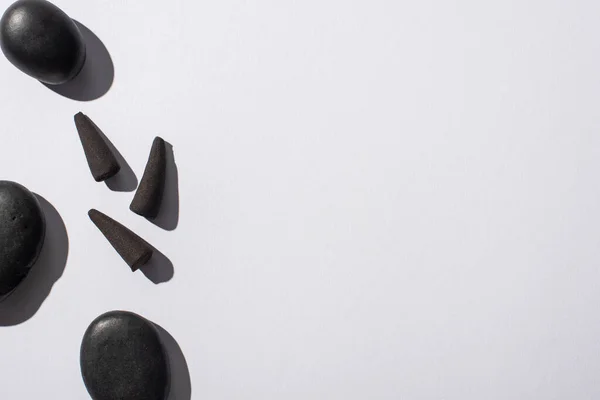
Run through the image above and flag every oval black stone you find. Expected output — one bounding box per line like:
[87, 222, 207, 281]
[0, 0, 86, 84]
[0, 181, 45, 297]
[80, 311, 170, 400]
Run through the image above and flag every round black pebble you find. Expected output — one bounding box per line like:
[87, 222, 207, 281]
[0, 0, 86, 85]
[80, 311, 170, 400]
[0, 180, 45, 297]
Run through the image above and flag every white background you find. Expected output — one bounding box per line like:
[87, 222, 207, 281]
[0, 0, 599, 398]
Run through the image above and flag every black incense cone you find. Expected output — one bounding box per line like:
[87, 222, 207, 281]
[88, 209, 153, 271]
[74, 112, 120, 182]
[130, 137, 166, 218]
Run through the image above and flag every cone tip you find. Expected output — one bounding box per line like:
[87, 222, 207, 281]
[88, 208, 101, 220]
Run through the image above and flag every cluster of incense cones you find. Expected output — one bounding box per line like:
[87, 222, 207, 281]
[74, 112, 170, 272]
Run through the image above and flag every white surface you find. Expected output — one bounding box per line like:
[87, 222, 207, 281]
[0, 0, 599, 398]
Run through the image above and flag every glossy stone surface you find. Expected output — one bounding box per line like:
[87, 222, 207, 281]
[0, 181, 45, 297]
[0, 0, 86, 84]
[80, 311, 170, 400]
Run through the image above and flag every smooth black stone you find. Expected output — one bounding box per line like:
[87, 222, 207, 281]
[75, 112, 120, 182]
[88, 209, 153, 271]
[0, 0, 86, 85]
[130, 137, 166, 219]
[0, 181, 45, 297]
[80, 310, 170, 400]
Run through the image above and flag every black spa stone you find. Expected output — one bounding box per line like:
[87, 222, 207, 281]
[0, 0, 86, 85]
[0, 181, 45, 297]
[80, 310, 170, 400]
